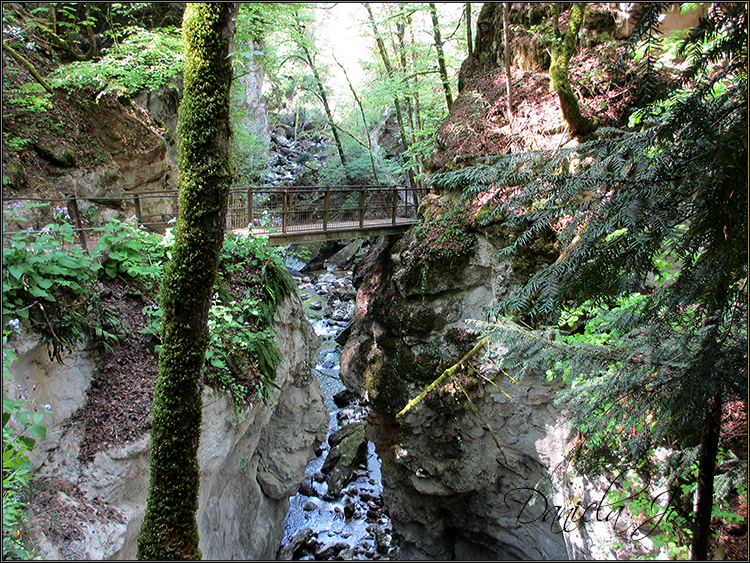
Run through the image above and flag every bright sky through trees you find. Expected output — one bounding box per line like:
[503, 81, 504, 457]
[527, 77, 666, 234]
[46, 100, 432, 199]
[286, 2, 467, 114]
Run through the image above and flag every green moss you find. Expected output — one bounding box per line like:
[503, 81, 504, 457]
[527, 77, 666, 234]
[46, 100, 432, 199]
[399, 205, 477, 295]
[137, 4, 236, 561]
[369, 283, 445, 336]
[407, 306, 445, 335]
[363, 345, 408, 416]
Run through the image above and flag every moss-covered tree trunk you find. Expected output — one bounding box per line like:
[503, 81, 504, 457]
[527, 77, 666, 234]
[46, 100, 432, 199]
[136, 3, 238, 560]
[549, 2, 596, 137]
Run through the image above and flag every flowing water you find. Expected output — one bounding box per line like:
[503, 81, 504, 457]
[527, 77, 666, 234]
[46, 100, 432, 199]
[279, 270, 393, 560]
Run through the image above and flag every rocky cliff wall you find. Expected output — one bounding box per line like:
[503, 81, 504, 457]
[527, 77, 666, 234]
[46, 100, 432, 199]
[5, 295, 328, 560]
[340, 193, 652, 559]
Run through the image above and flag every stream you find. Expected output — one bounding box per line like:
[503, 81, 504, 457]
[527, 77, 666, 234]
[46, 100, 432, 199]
[278, 267, 395, 561]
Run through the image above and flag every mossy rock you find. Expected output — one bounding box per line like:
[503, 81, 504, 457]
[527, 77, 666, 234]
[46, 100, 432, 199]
[362, 342, 408, 417]
[34, 142, 77, 167]
[7, 160, 27, 187]
[370, 283, 445, 337]
[321, 421, 367, 498]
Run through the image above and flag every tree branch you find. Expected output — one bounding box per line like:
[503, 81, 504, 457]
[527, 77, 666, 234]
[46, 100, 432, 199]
[2, 42, 54, 94]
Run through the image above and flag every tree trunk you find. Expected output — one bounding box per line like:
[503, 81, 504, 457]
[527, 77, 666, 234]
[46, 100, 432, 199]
[304, 44, 347, 167]
[466, 3, 474, 73]
[502, 2, 513, 122]
[136, 3, 237, 560]
[334, 55, 379, 184]
[691, 391, 723, 560]
[474, 2, 500, 69]
[364, 3, 418, 192]
[549, 2, 596, 136]
[394, 13, 416, 145]
[2, 42, 54, 94]
[429, 2, 453, 110]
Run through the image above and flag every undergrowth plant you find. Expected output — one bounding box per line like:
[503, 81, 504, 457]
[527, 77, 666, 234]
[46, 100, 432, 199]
[2, 202, 97, 361]
[49, 26, 184, 100]
[2, 330, 50, 560]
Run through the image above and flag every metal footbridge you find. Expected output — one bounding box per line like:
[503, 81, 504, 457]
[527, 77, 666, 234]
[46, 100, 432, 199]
[226, 185, 425, 245]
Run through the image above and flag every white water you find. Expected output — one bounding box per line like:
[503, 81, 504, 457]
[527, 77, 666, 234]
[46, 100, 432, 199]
[281, 275, 391, 559]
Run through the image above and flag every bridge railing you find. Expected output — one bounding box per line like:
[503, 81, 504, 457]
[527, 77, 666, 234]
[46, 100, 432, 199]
[226, 185, 425, 235]
[3, 185, 427, 246]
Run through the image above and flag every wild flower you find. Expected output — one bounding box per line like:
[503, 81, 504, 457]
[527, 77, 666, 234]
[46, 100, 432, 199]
[52, 205, 70, 220]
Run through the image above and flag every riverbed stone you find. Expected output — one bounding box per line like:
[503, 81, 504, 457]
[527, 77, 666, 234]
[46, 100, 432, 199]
[321, 422, 367, 498]
[315, 540, 350, 560]
[277, 527, 316, 560]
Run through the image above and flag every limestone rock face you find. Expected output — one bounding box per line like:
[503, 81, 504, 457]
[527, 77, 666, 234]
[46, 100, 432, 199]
[340, 194, 645, 559]
[373, 368, 571, 560]
[57, 87, 181, 231]
[6, 295, 328, 560]
[340, 215, 569, 558]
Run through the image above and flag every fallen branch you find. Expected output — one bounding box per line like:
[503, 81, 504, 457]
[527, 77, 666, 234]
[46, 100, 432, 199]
[2, 42, 55, 94]
[396, 336, 489, 421]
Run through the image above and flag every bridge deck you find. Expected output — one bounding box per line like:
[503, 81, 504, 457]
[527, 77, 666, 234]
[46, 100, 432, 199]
[227, 185, 424, 245]
[233, 217, 417, 245]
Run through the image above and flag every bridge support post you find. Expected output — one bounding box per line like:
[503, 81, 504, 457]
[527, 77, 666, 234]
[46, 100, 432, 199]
[323, 186, 330, 231]
[282, 190, 288, 234]
[67, 194, 88, 248]
[358, 187, 365, 229]
[133, 194, 143, 226]
[247, 188, 253, 229]
[392, 186, 397, 225]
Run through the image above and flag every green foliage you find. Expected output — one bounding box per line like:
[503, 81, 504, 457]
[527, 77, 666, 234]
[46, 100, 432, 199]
[1, 54, 54, 156]
[318, 140, 400, 186]
[2, 133, 31, 154]
[49, 26, 183, 99]
[606, 469, 693, 559]
[2, 331, 49, 560]
[94, 219, 169, 291]
[620, 3, 671, 106]
[203, 232, 295, 405]
[204, 295, 281, 406]
[397, 204, 477, 298]
[2, 202, 97, 361]
[2, 81, 53, 115]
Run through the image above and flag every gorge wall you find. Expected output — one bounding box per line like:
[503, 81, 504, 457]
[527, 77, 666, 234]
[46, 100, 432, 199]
[339, 198, 657, 559]
[339, 193, 572, 559]
[5, 295, 328, 560]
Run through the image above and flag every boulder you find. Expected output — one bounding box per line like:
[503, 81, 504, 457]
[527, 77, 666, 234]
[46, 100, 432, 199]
[277, 527, 316, 560]
[321, 422, 368, 498]
[324, 239, 364, 271]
